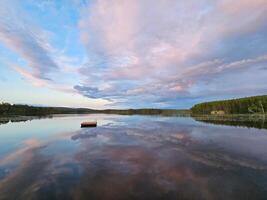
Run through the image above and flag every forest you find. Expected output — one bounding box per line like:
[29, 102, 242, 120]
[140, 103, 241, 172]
[0, 103, 189, 117]
[2, 95, 266, 117]
[98, 109, 190, 116]
[191, 95, 267, 115]
[0, 103, 95, 116]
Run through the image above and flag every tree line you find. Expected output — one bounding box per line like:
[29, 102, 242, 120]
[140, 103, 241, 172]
[191, 95, 267, 115]
[3, 94, 266, 116]
[0, 103, 95, 116]
[98, 109, 190, 116]
[0, 102, 190, 116]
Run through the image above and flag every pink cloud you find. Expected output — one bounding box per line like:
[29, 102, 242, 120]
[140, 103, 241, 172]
[75, 0, 267, 106]
[13, 66, 48, 87]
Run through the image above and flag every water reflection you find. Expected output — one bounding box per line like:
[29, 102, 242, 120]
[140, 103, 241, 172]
[1, 114, 267, 130]
[0, 115, 266, 200]
[0, 116, 50, 125]
[193, 115, 267, 130]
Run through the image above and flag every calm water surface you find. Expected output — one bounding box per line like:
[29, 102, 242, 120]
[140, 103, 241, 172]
[0, 114, 267, 200]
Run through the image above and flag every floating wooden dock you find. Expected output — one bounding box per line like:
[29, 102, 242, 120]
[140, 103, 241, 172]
[81, 121, 97, 128]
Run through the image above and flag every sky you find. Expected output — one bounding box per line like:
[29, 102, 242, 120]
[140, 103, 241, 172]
[0, 0, 267, 109]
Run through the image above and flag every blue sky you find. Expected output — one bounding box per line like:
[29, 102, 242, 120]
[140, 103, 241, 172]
[0, 0, 267, 109]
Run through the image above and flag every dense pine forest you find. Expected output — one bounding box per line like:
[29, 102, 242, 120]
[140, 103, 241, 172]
[191, 95, 267, 115]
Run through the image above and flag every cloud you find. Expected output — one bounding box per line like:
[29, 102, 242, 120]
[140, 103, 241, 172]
[218, 0, 267, 34]
[74, 85, 100, 98]
[0, 138, 42, 166]
[0, 0, 87, 101]
[1, 0, 266, 108]
[13, 66, 49, 87]
[75, 0, 267, 107]
[0, 0, 59, 81]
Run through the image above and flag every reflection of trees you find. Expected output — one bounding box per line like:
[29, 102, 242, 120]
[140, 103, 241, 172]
[0, 119, 9, 125]
[0, 116, 52, 126]
[193, 114, 267, 129]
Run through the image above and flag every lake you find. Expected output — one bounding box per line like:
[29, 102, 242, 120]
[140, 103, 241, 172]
[0, 114, 266, 200]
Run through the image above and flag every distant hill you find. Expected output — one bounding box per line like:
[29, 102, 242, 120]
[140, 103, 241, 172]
[2, 95, 267, 117]
[98, 109, 190, 116]
[0, 103, 95, 116]
[191, 95, 267, 115]
[0, 103, 190, 117]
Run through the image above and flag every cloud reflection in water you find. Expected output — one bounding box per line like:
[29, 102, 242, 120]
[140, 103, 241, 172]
[0, 115, 266, 199]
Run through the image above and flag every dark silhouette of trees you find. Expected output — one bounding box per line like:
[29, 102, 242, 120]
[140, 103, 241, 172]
[0, 102, 190, 117]
[191, 95, 267, 114]
[0, 102, 95, 116]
